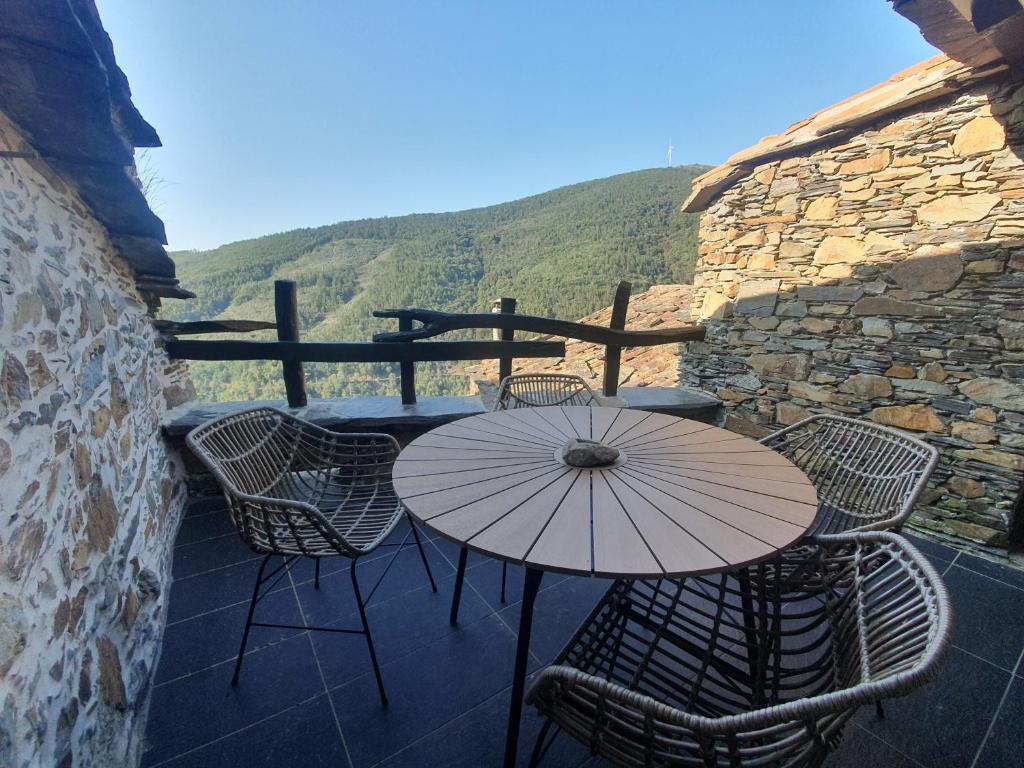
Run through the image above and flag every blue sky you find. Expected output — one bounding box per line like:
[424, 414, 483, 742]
[96, 2, 937, 251]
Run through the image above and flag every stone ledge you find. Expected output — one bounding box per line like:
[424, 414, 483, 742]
[162, 395, 487, 438]
[164, 387, 724, 439]
[166, 389, 723, 494]
[616, 386, 723, 421]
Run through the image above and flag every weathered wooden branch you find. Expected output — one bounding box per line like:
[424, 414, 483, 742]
[371, 308, 706, 345]
[398, 315, 416, 404]
[497, 297, 517, 384]
[165, 339, 566, 363]
[275, 280, 307, 407]
[603, 281, 632, 397]
[154, 319, 277, 336]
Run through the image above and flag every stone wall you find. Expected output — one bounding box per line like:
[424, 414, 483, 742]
[0, 113, 191, 766]
[682, 71, 1024, 547]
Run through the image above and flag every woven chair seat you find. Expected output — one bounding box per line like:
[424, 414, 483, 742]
[527, 532, 951, 767]
[273, 475, 405, 554]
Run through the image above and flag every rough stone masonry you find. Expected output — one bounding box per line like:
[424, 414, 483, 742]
[681, 71, 1024, 548]
[0, 112, 191, 767]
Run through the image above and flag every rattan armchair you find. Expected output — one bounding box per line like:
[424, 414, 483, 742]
[526, 532, 952, 767]
[186, 407, 436, 706]
[759, 414, 938, 536]
[494, 373, 610, 409]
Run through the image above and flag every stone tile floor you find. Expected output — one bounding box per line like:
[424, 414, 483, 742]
[144, 498, 1024, 767]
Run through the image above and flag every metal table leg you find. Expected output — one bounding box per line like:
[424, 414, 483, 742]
[449, 547, 469, 625]
[504, 567, 544, 768]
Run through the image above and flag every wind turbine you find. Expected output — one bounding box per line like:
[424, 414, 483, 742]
[667, 138, 673, 167]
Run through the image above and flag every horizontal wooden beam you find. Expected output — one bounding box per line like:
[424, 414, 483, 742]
[372, 308, 706, 345]
[154, 319, 277, 335]
[165, 339, 566, 363]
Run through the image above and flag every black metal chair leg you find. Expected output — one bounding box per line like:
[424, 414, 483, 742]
[501, 562, 507, 603]
[314, 558, 321, 590]
[409, 520, 437, 592]
[875, 701, 885, 719]
[528, 719, 555, 768]
[450, 547, 469, 625]
[737, 571, 761, 702]
[232, 554, 273, 686]
[351, 559, 388, 707]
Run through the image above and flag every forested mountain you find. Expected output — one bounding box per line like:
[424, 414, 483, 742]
[165, 165, 709, 401]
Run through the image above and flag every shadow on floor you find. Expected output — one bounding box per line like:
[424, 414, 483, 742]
[144, 500, 1024, 767]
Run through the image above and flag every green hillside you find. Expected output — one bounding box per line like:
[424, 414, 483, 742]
[165, 165, 708, 401]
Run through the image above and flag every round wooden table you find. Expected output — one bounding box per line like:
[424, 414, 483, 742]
[393, 406, 818, 767]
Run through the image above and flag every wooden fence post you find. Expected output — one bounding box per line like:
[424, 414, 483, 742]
[398, 316, 416, 405]
[274, 280, 308, 407]
[497, 297, 517, 384]
[602, 281, 632, 397]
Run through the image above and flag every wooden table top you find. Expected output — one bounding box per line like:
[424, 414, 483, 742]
[392, 406, 818, 578]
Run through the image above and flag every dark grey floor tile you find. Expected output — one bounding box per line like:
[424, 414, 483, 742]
[330, 614, 518, 766]
[156, 588, 304, 684]
[426, 536, 507, 586]
[956, 552, 1024, 592]
[151, 694, 347, 768]
[904, 533, 959, 570]
[143, 633, 324, 766]
[183, 496, 228, 518]
[855, 647, 1009, 768]
[295, 543, 450, 627]
[312, 570, 494, 689]
[171, 532, 261, 579]
[173, 508, 236, 546]
[293, 518, 441, 584]
[943, 565, 1024, 670]
[426, 531, 466, 564]
[974, 675, 1024, 768]
[825, 724, 918, 767]
[467, 559, 574, 613]
[166, 557, 270, 623]
[498, 575, 612, 665]
[376, 689, 591, 768]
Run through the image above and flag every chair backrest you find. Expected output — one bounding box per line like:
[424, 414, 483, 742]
[187, 407, 300, 498]
[759, 414, 938, 534]
[186, 407, 399, 556]
[493, 373, 599, 410]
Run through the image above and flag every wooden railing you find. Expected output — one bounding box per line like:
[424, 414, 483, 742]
[163, 279, 705, 407]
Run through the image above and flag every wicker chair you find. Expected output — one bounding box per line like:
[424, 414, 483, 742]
[759, 414, 938, 536]
[494, 373, 603, 409]
[526, 532, 952, 767]
[186, 407, 437, 706]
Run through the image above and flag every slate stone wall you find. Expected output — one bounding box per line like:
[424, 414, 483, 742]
[0, 113, 191, 766]
[681, 71, 1024, 547]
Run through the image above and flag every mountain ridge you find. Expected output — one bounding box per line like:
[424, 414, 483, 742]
[164, 165, 709, 401]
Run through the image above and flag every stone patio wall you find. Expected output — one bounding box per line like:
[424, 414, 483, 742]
[681, 71, 1024, 547]
[0, 113, 191, 767]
